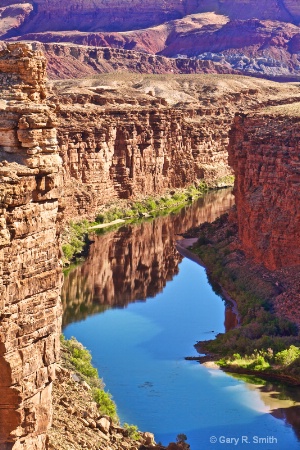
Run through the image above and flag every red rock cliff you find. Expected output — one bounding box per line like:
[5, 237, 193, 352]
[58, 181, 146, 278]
[228, 105, 300, 270]
[52, 73, 300, 221]
[0, 42, 62, 450]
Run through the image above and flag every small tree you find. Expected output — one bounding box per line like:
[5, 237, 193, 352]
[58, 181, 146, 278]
[176, 434, 187, 443]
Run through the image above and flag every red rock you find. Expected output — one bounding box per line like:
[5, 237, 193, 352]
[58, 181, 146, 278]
[0, 42, 62, 450]
[3, 0, 300, 37]
[228, 106, 300, 270]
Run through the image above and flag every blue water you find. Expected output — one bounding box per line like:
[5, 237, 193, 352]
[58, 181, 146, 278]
[64, 256, 300, 449]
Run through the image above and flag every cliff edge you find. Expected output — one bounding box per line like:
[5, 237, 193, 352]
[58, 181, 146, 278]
[0, 42, 62, 450]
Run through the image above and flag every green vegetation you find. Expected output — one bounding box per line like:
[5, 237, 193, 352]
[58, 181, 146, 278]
[62, 220, 92, 265]
[215, 174, 234, 187]
[123, 423, 141, 441]
[95, 182, 209, 224]
[218, 346, 300, 379]
[62, 182, 210, 265]
[60, 336, 118, 421]
[190, 214, 300, 382]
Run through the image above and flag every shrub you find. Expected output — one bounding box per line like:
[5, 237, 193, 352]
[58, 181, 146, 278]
[177, 433, 188, 443]
[93, 388, 118, 420]
[61, 336, 118, 421]
[123, 423, 140, 441]
[275, 345, 300, 366]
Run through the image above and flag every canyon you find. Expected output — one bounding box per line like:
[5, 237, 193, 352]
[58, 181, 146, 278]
[2, 1, 300, 80]
[1, 37, 300, 449]
[51, 69, 300, 221]
[61, 190, 234, 327]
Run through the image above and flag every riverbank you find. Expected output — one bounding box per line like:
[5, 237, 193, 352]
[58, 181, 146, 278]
[61, 179, 235, 265]
[61, 183, 210, 265]
[180, 210, 300, 385]
[49, 337, 190, 450]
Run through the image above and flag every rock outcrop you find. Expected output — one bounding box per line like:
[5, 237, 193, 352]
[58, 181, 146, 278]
[39, 42, 239, 80]
[16, 17, 300, 80]
[0, 42, 63, 449]
[228, 104, 300, 270]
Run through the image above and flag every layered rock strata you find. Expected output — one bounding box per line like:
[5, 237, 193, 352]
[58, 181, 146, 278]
[0, 42, 63, 449]
[51, 73, 300, 221]
[16, 18, 300, 80]
[3, 0, 300, 37]
[40, 43, 239, 80]
[228, 104, 300, 270]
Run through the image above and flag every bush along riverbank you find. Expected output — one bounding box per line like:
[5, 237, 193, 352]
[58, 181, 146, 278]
[61, 182, 216, 266]
[183, 209, 300, 385]
[48, 336, 191, 450]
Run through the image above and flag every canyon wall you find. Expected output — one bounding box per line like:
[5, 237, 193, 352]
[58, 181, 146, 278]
[1, 41, 300, 449]
[228, 105, 300, 270]
[40, 43, 238, 80]
[4, 0, 300, 36]
[0, 42, 62, 449]
[52, 73, 300, 221]
[56, 97, 231, 221]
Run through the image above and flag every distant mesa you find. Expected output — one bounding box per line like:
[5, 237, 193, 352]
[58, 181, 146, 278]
[2, 0, 300, 80]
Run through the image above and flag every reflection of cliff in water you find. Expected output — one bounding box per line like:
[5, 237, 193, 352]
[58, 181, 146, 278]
[62, 189, 234, 327]
[234, 375, 300, 441]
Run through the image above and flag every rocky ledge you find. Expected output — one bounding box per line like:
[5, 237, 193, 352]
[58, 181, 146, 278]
[50, 367, 190, 450]
[49, 366, 161, 450]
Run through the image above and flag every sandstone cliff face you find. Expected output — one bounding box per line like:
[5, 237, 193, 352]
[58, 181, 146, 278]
[39, 42, 239, 80]
[56, 100, 231, 219]
[228, 105, 300, 270]
[0, 42, 62, 450]
[51, 73, 300, 221]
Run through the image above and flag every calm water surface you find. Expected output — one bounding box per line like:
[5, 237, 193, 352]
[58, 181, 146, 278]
[63, 190, 300, 449]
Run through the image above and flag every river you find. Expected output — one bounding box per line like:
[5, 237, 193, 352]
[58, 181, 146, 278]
[62, 189, 300, 449]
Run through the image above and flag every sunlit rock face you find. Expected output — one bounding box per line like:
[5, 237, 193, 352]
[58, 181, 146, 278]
[0, 42, 63, 450]
[4, 0, 300, 81]
[53, 71, 300, 223]
[228, 105, 300, 270]
[4, 0, 300, 36]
